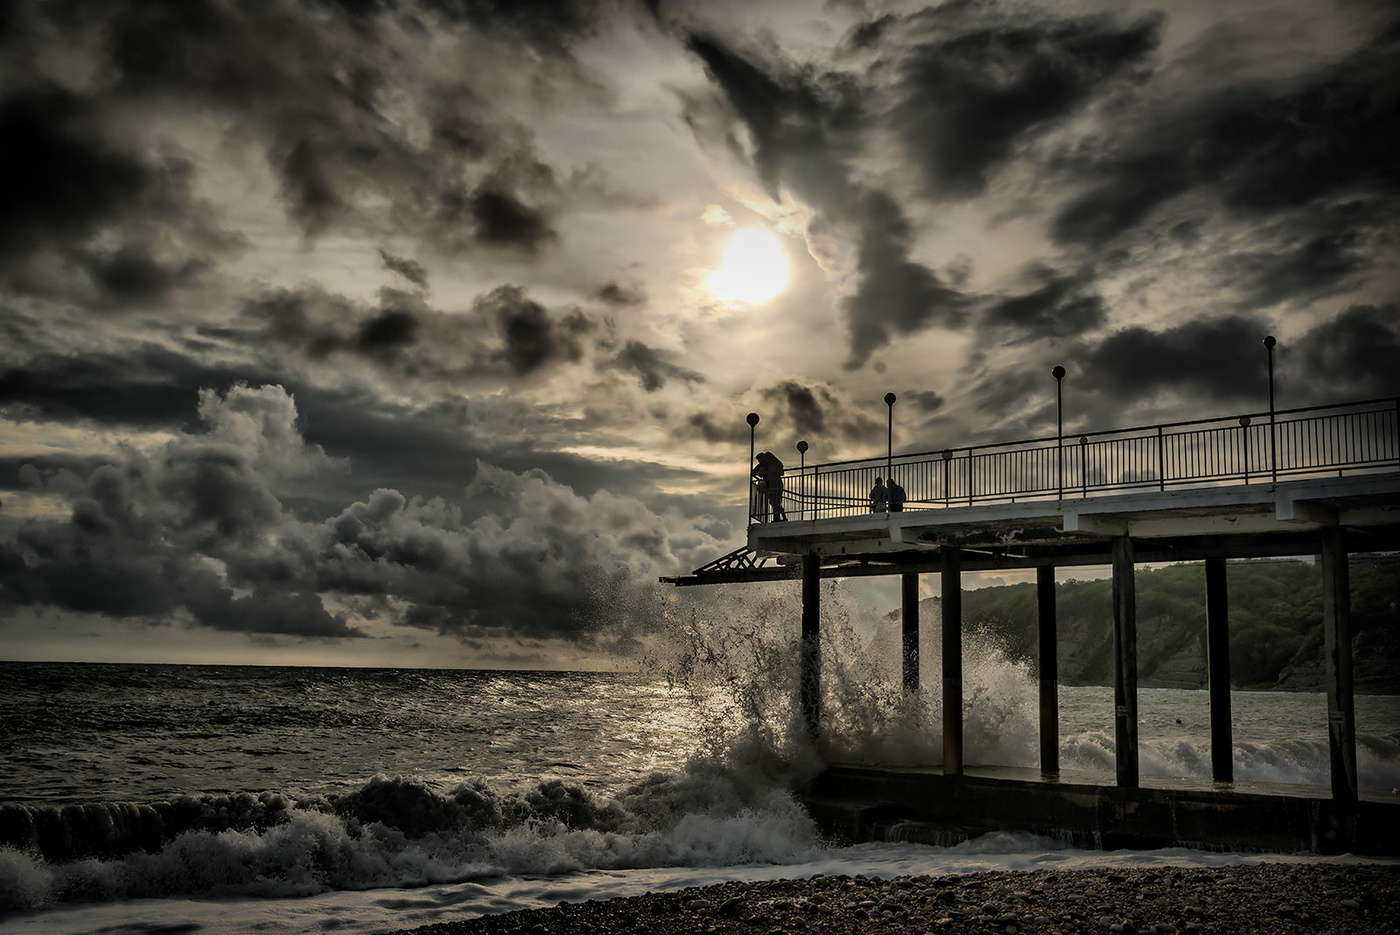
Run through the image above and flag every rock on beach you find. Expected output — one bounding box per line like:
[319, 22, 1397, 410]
[399, 863, 1398, 935]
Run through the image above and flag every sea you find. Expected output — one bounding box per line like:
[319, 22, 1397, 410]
[3, 592, 1399, 934]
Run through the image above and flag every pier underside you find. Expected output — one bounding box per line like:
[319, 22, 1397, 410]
[802, 765, 1400, 855]
[666, 472, 1400, 855]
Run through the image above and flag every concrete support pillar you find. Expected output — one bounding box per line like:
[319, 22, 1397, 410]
[1321, 527, 1358, 803]
[1036, 565, 1060, 777]
[1205, 556, 1234, 784]
[901, 571, 920, 692]
[801, 552, 821, 742]
[1112, 536, 1139, 788]
[942, 548, 963, 775]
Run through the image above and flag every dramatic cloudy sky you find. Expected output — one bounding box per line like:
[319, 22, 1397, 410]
[1, 0, 1396, 668]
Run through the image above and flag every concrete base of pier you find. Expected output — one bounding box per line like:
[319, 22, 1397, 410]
[801, 765, 1400, 855]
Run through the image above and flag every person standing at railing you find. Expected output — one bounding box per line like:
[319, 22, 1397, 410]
[753, 451, 787, 522]
[887, 477, 905, 512]
[870, 476, 888, 512]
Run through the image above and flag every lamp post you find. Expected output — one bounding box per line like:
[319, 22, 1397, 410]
[747, 412, 760, 521]
[797, 440, 808, 520]
[1052, 366, 1066, 499]
[884, 392, 896, 480]
[1264, 336, 1277, 482]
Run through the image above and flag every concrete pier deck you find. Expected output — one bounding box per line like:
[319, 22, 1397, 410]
[749, 474, 1400, 569]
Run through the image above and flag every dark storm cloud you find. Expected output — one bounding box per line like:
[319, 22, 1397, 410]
[80, 245, 214, 306]
[188, 587, 355, 638]
[466, 186, 558, 252]
[2, 383, 723, 642]
[304, 471, 710, 641]
[378, 248, 430, 289]
[1050, 20, 1400, 248]
[951, 351, 1074, 444]
[414, 0, 609, 55]
[1216, 200, 1383, 311]
[475, 285, 593, 375]
[685, 32, 970, 367]
[243, 282, 598, 380]
[604, 341, 702, 391]
[910, 391, 944, 415]
[839, 190, 973, 365]
[758, 379, 883, 448]
[1050, 151, 1190, 248]
[357, 309, 421, 353]
[682, 412, 746, 446]
[0, 83, 146, 257]
[766, 380, 828, 436]
[0, 82, 241, 303]
[594, 282, 645, 307]
[0, 385, 363, 638]
[1078, 314, 1270, 404]
[887, 9, 1162, 198]
[288, 387, 713, 514]
[0, 456, 110, 493]
[43, 0, 569, 253]
[683, 34, 851, 200]
[983, 268, 1107, 340]
[0, 344, 280, 429]
[1291, 304, 1400, 401]
[1224, 230, 1366, 311]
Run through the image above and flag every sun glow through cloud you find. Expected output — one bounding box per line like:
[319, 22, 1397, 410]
[714, 228, 789, 304]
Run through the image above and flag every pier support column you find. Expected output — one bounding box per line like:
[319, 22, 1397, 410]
[902, 572, 920, 692]
[1037, 565, 1059, 777]
[1321, 527, 1357, 804]
[801, 552, 821, 742]
[1205, 557, 1234, 784]
[942, 548, 963, 776]
[1112, 536, 1139, 788]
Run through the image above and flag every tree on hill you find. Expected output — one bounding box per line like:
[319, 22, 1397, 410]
[950, 556, 1399, 691]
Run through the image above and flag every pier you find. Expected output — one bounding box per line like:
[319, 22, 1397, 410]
[664, 394, 1400, 853]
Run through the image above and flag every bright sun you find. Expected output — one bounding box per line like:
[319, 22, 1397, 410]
[714, 228, 789, 304]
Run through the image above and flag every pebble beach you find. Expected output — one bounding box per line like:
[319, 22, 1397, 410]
[401, 864, 1399, 935]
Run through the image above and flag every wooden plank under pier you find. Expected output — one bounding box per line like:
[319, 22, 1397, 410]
[664, 401, 1400, 855]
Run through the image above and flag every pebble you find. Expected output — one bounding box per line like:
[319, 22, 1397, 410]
[396, 864, 1400, 935]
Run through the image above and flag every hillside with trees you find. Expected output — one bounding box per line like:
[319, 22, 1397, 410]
[935, 556, 1400, 692]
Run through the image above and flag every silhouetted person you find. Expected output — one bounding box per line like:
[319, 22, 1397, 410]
[887, 477, 906, 512]
[753, 451, 787, 522]
[870, 476, 887, 512]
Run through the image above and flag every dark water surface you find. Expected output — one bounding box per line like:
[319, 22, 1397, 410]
[1, 663, 701, 805]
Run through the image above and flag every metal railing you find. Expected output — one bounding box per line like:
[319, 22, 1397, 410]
[751, 397, 1400, 523]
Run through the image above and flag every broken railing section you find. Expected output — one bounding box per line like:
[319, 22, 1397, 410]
[752, 396, 1399, 522]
